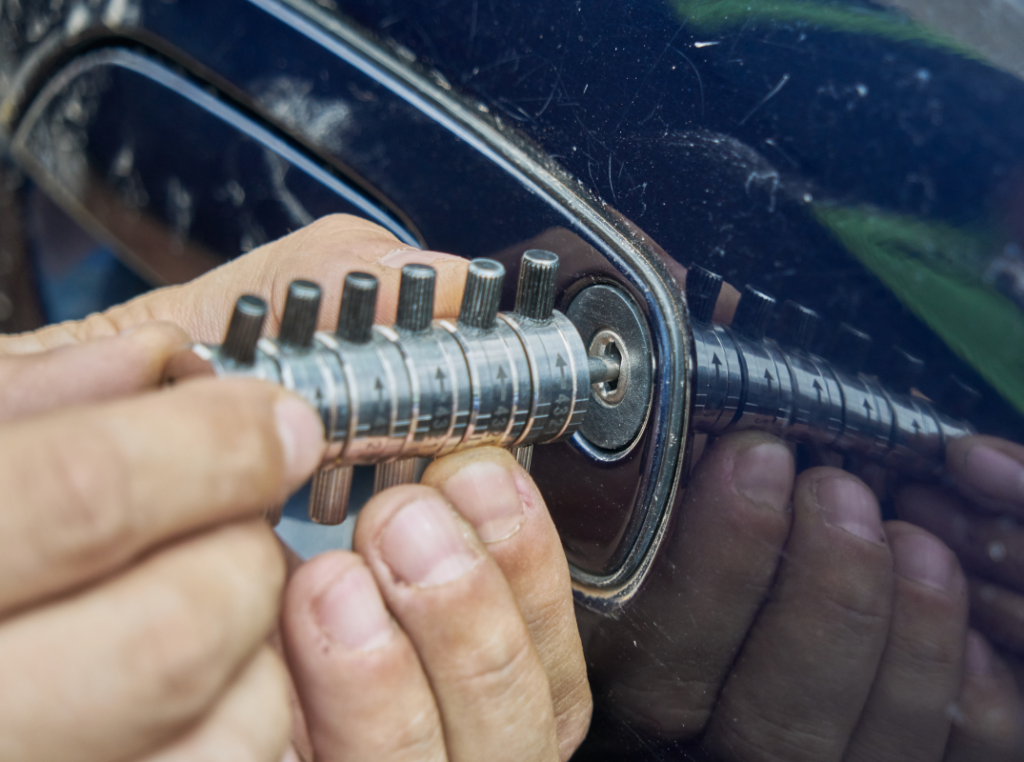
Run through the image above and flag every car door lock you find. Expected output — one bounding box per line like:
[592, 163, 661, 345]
[166, 250, 974, 535]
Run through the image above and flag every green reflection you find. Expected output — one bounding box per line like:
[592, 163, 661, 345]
[670, 0, 977, 60]
[815, 204, 1023, 415]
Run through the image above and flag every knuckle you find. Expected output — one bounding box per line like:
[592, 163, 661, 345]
[888, 608, 964, 671]
[121, 586, 231, 716]
[120, 527, 284, 718]
[28, 419, 135, 572]
[381, 711, 447, 762]
[817, 578, 892, 639]
[300, 214, 399, 253]
[75, 310, 123, 340]
[720, 482, 793, 543]
[450, 627, 539, 702]
[181, 381, 287, 493]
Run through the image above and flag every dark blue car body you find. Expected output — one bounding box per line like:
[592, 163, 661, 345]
[2, 1, 1022, 757]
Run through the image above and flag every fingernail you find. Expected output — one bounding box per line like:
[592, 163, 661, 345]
[964, 444, 1024, 504]
[891, 532, 954, 591]
[965, 631, 994, 677]
[378, 249, 452, 269]
[441, 460, 524, 543]
[275, 396, 325, 487]
[733, 441, 794, 512]
[818, 475, 885, 544]
[317, 565, 392, 651]
[381, 497, 477, 586]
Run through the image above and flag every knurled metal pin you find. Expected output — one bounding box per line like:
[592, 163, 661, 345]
[684, 265, 723, 325]
[515, 249, 559, 321]
[336, 272, 378, 344]
[459, 259, 506, 330]
[279, 280, 322, 349]
[888, 346, 925, 391]
[828, 323, 872, 373]
[396, 264, 435, 333]
[374, 459, 417, 493]
[939, 375, 982, 420]
[776, 300, 820, 351]
[265, 503, 284, 527]
[308, 464, 354, 525]
[731, 285, 776, 341]
[222, 295, 267, 365]
[512, 445, 534, 473]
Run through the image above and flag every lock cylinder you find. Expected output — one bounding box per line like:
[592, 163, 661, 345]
[166, 250, 594, 526]
[167, 251, 979, 538]
[685, 266, 975, 476]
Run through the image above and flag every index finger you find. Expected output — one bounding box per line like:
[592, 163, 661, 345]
[0, 322, 189, 424]
[0, 377, 323, 617]
[0, 215, 468, 354]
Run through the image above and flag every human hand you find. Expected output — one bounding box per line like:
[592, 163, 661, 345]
[897, 436, 1024, 666]
[0, 213, 469, 355]
[0, 325, 326, 761]
[280, 447, 592, 762]
[586, 431, 1024, 761]
[1, 213, 588, 759]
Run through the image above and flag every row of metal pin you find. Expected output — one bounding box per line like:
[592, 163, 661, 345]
[217, 250, 578, 526]
[685, 265, 981, 415]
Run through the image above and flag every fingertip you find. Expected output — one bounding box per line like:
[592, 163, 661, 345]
[731, 438, 795, 514]
[947, 644, 1024, 760]
[286, 551, 395, 654]
[424, 448, 529, 544]
[958, 438, 1024, 507]
[966, 629, 997, 678]
[886, 522, 960, 593]
[894, 485, 972, 550]
[273, 394, 326, 489]
[695, 431, 794, 514]
[379, 494, 479, 588]
[282, 549, 447, 762]
[286, 550, 363, 606]
[807, 468, 886, 545]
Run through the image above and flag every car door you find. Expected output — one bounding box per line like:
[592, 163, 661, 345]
[3, 1, 1023, 758]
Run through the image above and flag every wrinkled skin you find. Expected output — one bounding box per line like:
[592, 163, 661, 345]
[583, 430, 1024, 761]
[0, 214, 1020, 761]
[0, 215, 591, 762]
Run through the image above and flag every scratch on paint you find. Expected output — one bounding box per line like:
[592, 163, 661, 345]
[738, 73, 790, 126]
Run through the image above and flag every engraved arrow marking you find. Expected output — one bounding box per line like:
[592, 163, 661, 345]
[435, 367, 447, 394]
[812, 379, 823, 402]
[863, 399, 872, 417]
[912, 419, 921, 434]
[373, 378, 387, 429]
[712, 353, 722, 380]
[556, 354, 567, 388]
[764, 369, 774, 391]
[496, 365, 508, 402]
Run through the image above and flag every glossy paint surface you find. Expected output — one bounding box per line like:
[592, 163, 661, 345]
[5, 0, 1024, 758]
[4, 0, 693, 583]
[336, 0, 1024, 439]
